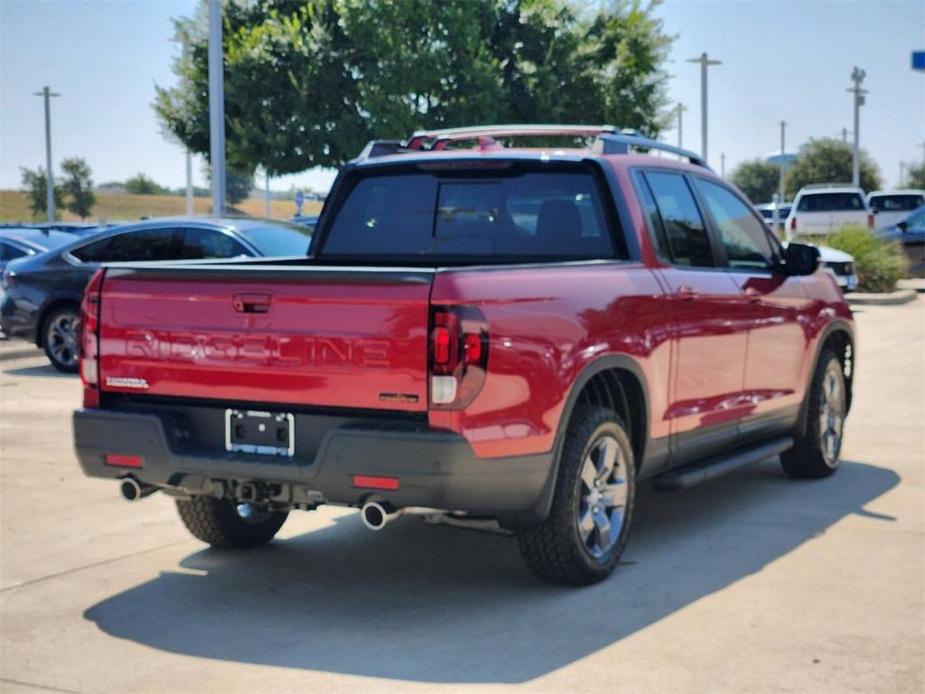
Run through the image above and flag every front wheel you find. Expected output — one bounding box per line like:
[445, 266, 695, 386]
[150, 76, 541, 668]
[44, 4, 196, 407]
[781, 349, 847, 479]
[176, 497, 288, 548]
[42, 306, 80, 373]
[517, 407, 636, 586]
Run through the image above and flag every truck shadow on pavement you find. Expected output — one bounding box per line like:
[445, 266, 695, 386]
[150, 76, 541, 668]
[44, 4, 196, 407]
[84, 458, 897, 684]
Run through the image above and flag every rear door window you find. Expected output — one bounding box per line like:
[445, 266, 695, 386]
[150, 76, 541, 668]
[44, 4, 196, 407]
[869, 194, 925, 212]
[0, 242, 30, 261]
[321, 168, 620, 261]
[642, 171, 714, 267]
[695, 179, 774, 270]
[71, 229, 178, 263]
[797, 192, 865, 212]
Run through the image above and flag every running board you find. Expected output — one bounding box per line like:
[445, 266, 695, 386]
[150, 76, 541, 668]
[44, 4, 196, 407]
[652, 436, 794, 492]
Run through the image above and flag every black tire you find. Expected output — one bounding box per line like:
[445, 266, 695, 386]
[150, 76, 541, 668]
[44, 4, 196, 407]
[42, 305, 80, 373]
[781, 349, 846, 479]
[176, 497, 288, 548]
[517, 407, 636, 586]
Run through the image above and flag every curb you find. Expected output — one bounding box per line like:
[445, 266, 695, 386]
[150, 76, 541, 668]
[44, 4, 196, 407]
[847, 289, 918, 306]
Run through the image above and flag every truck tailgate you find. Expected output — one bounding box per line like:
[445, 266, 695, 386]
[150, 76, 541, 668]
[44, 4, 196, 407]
[97, 266, 433, 411]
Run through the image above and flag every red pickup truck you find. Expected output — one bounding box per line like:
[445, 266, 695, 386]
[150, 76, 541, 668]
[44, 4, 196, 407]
[73, 125, 854, 585]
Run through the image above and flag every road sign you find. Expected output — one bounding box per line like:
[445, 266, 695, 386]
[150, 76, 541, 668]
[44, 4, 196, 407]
[913, 51, 925, 71]
[294, 190, 304, 214]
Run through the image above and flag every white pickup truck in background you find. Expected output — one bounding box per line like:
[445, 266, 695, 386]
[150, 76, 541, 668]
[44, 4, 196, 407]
[867, 189, 925, 230]
[786, 185, 873, 236]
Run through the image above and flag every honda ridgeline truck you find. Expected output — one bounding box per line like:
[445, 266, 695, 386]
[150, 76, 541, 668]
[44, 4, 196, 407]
[73, 126, 854, 585]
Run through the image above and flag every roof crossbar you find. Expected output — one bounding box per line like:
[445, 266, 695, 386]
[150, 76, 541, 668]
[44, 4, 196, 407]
[591, 133, 710, 169]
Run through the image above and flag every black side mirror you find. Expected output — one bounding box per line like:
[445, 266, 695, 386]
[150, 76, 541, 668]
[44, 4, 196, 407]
[897, 221, 908, 232]
[783, 242, 820, 276]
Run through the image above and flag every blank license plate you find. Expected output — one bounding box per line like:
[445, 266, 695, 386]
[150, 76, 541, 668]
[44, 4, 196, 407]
[225, 409, 294, 457]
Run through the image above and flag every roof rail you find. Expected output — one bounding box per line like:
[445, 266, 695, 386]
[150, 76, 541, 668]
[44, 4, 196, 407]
[800, 182, 858, 189]
[591, 132, 710, 169]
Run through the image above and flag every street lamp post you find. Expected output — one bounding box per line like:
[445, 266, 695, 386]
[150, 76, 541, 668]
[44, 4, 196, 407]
[846, 67, 867, 188]
[208, 0, 226, 216]
[720, 153, 726, 177]
[32, 86, 60, 222]
[778, 120, 787, 201]
[675, 103, 686, 149]
[687, 52, 722, 164]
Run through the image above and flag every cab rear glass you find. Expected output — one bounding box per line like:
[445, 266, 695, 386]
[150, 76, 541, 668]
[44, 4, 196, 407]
[319, 166, 626, 262]
[868, 194, 924, 212]
[797, 192, 865, 212]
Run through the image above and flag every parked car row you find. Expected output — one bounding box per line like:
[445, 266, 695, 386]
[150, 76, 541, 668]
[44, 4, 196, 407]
[0, 217, 313, 371]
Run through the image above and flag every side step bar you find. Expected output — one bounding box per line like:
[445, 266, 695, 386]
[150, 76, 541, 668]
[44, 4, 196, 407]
[653, 436, 794, 492]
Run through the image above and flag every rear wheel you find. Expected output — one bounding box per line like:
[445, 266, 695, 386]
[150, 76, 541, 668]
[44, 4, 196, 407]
[42, 306, 80, 373]
[781, 349, 846, 479]
[517, 407, 635, 586]
[176, 497, 288, 548]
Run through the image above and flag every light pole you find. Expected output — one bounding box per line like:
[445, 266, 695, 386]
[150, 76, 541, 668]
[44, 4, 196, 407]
[208, 0, 226, 216]
[846, 67, 867, 188]
[32, 86, 60, 222]
[899, 162, 905, 188]
[778, 120, 787, 202]
[687, 52, 722, 164]
[720, 153, 726, 177]
[264, 169, 271, 218]
[675, 103, 686, 149]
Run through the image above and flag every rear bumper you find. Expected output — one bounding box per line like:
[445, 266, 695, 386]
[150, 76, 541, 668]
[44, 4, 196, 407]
[73, 407, 554, 517]
[0, 290, 38, 341]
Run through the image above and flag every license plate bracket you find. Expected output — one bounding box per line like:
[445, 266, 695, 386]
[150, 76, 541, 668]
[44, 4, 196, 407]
[224, 409, 295, 457]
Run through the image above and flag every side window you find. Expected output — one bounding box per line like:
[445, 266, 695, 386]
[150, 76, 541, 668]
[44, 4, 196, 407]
[635, 175, 672, 260]
[696, 179, 774, 270]
[178, 228, 249, 260]
[71, 229, 176, 263]
[643, 171, 714, 267]
[1, 242, 30, 261]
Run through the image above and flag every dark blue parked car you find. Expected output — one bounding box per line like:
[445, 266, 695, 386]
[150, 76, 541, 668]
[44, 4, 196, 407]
[1, 217, 312, 372]
[877, 204, 925, 278]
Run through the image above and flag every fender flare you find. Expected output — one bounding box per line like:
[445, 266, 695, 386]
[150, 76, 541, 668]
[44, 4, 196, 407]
[796, 318, 855, 437]
[500, 353, 652, 529]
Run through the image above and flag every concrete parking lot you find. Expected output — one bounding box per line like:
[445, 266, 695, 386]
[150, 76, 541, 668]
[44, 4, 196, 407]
[0, 300, 922, 693]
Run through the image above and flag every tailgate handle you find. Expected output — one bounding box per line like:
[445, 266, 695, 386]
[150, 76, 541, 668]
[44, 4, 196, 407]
[233, 293, 272, 313]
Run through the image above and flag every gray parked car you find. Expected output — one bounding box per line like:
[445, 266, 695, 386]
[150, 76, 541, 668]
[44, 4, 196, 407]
[878, 204, 925, 277]
[0, 217, 312, 371]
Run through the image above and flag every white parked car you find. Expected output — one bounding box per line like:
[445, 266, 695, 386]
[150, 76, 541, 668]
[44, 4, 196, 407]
[780, 240, 858, 292]
[786, 185, 873, 236]
[867, 189, 925, 230]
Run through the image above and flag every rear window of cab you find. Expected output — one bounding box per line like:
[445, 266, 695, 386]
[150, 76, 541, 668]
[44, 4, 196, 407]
[797, 192, 865, 212]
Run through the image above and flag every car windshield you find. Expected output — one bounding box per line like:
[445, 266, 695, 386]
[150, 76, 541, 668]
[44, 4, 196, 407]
[797, 192, 865, 212]
[869, 194, 925, 212]
[238, 222, 313, 256]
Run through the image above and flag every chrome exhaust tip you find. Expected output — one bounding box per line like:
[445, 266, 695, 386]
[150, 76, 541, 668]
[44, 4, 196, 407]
[120, 478, 156, 501]
[360, 500, 399, 531]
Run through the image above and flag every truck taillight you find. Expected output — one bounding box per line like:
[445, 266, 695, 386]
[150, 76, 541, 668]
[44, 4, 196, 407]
[790, 216, 797, 232]
[867, 213, 874, 228]
[429, 307, 489, 409]
[80, 269, 105, 408]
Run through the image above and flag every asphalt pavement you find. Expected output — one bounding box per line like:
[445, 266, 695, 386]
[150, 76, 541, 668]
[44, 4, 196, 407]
[0, 300, 922, 693]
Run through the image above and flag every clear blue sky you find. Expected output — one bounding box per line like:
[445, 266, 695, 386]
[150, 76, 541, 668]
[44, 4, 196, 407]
[1, 0, 923, 197]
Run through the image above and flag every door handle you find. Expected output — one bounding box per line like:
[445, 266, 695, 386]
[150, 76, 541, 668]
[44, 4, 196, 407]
[675, 285, 697, 301]
[233, 293, 272, 313]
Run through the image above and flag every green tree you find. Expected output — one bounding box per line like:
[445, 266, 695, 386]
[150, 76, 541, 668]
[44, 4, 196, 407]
[154, 0, 673, 176]
[204, 164, 254, 205]
[124, 173, 168, 195]
[19, 167, 64, 219]
[60, 157, 96, 219]
[906, 161, 925, 189]
[783, 138, 881, 197]
[729, 159, 781, 204]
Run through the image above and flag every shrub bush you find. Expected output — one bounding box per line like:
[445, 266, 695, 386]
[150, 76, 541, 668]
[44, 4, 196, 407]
[824, 224, 909, 293]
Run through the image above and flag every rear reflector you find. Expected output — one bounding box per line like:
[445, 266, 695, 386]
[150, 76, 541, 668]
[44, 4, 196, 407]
[352, 474, 400, 491]
[105, 454, 143, 468]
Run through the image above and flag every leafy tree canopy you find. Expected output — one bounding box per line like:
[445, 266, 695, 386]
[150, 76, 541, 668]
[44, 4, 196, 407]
[20, 167, 64, 220]
[783, 138, 881, 197]
[729, 158, 781, 204]
[154, 0, 673, 175]
[906, 161, 925, 190]
[60, 157, 96, 219]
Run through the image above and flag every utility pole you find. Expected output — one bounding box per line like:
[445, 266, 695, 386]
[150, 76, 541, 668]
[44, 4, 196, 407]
[32, 86, 60, 222]
[264, 169, 271, 218]
[185, 151, 194, 215]
[720, 153, 726, 177]
[846, 67, 867, 188]
[686, 52, 722, 164]
[207, 0, 226, 216]
[841, 127, 849, 143]
[899, 162, 905, 188]
[778, 120, 787, 202]
[675, 103, 687, 149]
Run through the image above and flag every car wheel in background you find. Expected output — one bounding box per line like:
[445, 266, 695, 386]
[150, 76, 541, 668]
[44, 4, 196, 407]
[42, 306, 80, 373]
